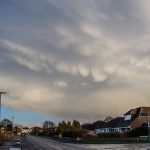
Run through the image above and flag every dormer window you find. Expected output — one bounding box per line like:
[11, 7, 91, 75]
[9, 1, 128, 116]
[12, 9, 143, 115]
[124, 115, 131, 121]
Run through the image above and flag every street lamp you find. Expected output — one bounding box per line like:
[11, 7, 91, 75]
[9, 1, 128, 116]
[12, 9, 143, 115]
[0, 92, 7, 122]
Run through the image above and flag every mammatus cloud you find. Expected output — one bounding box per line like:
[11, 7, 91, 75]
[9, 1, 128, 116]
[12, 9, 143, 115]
[54, 80, 68, 87]
[0, 0, 150, 122]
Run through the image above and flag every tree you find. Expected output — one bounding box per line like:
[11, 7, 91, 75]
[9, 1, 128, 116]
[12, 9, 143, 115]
[67, 121, 72, 131]
[6, 124, 12, 132]
[57, 122, 63, 134]
[72, 120, 80, 130]
[61, 121, 67, 131]
[104, 116, 113, 122]
[43, 121, 55, 130]
[57, 121, 67, 134]
[57, 120, 81, 138]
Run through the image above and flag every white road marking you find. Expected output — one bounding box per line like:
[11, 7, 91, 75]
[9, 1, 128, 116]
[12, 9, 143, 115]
[54, 144, 78, 150]
[49, 144, 63, 150]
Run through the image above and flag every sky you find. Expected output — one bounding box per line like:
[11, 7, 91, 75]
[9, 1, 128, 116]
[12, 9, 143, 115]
[0, 0, 150, 126]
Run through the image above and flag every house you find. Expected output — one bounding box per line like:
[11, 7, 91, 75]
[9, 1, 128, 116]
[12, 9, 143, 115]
[22, 127, 30, 134]
[14, 125, 22, 135]
[31, 127, 43, 135]
[96, 107, 150, 134]
[0, 125, 5, 133]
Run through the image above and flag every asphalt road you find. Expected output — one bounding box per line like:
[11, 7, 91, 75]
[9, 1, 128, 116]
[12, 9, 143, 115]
[21, 135, 150, 150]
[22, 135, 92, 150]
[2, 135, 150, 150]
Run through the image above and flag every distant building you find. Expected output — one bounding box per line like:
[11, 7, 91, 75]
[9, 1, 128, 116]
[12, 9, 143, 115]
[0, 125, 5, 133]
[14, 125, 22, 135]
[31, 127, 43, 135]
[22, 127, 30, 134]
[96, 107, 150, 134]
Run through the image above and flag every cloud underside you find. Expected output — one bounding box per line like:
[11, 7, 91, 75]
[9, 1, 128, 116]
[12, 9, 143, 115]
[0, 0, 150, 121]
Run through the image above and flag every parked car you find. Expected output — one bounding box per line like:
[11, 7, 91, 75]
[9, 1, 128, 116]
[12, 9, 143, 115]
[21, 133, 26, 137]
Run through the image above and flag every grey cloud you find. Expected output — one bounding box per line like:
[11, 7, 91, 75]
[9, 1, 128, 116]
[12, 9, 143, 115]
[0, 0, 150, 121]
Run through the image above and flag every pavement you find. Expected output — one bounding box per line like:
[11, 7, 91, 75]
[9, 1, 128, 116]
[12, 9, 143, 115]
[2, 135, 150, 149]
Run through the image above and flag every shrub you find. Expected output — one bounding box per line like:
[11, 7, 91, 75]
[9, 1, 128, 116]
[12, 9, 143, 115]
[62, 130, 76, 138]
[125, 127, 148, 137]
[97, 132, 122, 138]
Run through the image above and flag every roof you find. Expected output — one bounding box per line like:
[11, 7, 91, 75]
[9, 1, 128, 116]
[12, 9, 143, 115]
[82, 120, 106, 130]
[93, 120, 106, 129]
[22, 127, 29, 129]
[124, 109, 136, 116]
[96, 117, 132, 129]
[106, 117, 131, 128]
[124, 107, 150, 116]
[97, 107, 150, 129]
[140, 107, 150, 116]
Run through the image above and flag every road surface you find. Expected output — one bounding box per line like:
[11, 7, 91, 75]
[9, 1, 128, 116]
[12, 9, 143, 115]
[21, 135, 150, 150]
[1, 135, 150, 149]
[22, 136, 90, 150]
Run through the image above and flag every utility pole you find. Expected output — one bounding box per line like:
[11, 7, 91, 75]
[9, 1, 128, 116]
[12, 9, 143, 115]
[0, 92, 6, 122]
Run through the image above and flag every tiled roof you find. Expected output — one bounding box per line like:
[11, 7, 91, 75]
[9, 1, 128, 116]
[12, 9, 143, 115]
[124, 107, 150, 116]
[140, 107, 150, 116]
[97, 107, 150, 129]
[95, 117, 132, 129]
[82, 120, 106, 130]
[105, 117, 131, 128]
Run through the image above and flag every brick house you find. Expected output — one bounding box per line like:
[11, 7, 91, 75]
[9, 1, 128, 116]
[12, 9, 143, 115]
[96, 107, 150, 134]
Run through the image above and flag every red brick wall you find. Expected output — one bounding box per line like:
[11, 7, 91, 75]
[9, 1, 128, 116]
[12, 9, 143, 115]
[130, 117, 150, 129]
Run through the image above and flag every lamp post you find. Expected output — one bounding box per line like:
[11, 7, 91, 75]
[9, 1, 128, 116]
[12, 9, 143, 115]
[0, 92, 7, 122]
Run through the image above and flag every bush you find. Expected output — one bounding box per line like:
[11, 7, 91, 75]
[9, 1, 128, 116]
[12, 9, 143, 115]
[0, 132, 4, 145]
[125, 127, 148, 137]
[62, 130, 76, 138]
[97, 132, 122, 138]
